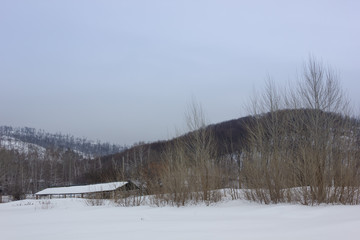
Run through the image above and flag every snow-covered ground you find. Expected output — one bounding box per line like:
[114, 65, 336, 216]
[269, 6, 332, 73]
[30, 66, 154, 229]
[1, 198, 359, 240]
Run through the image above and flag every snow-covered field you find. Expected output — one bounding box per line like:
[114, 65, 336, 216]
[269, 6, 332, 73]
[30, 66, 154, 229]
[1, 198, 359, 240]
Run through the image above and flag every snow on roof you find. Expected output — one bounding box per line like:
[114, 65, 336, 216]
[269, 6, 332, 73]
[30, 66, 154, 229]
[35, 181, 128, 195]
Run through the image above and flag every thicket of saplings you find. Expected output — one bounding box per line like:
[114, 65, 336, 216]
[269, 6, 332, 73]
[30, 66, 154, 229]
[110, 58, 360, 206]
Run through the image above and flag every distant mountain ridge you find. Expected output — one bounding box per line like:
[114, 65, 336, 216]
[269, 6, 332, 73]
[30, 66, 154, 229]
[0, 126, 125, 158]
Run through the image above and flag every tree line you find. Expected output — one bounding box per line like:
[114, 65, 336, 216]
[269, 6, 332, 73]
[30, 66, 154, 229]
[0, 146, 106, 199]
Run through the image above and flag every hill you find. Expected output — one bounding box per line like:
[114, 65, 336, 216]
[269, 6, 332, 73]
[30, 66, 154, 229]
[0, 126, 125, 158]
[98, 108, 358, 173]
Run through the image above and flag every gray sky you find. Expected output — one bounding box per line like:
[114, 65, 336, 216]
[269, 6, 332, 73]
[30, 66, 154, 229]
[1, 0, 359, 145]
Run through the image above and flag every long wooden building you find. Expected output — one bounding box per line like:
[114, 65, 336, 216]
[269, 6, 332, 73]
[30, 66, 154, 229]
[35, 181, 139, 199]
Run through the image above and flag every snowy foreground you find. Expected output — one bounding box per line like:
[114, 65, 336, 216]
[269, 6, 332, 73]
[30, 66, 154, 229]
[1, 198, 359, 240]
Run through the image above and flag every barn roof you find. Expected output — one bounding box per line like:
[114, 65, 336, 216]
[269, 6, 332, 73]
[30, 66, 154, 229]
[35, 181, 128, 195]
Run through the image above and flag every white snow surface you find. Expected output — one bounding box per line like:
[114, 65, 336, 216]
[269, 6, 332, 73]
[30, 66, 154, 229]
[1, 198, 359, 240]
[36, 182, 128, 195]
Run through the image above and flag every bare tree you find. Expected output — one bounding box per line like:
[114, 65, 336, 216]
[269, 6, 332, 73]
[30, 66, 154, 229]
[153, 100, 223, 206]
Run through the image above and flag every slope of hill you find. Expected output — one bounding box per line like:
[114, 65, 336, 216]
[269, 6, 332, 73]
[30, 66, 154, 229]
[0, 135, 47, 158]
[98, 113, 254, 168]
[0, 126, 125, 158]
[102, 109, 359, 162]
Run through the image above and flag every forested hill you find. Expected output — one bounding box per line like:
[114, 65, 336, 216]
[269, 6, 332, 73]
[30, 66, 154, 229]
[0, 126, 125, 158]
[95, 113, 255, 182]
[94, 109, 360, 183]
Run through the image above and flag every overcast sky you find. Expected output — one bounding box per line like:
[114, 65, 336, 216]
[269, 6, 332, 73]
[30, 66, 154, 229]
[1, 0, 359, 145]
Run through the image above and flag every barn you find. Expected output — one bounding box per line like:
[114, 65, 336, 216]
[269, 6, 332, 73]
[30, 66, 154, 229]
[35, 181, 139, 199]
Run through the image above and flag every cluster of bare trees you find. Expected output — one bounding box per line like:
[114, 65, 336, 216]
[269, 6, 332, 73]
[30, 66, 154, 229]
[146, 103, 224, 206]
[240, 57, 360, 204]
[96, 103, 225, 206]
